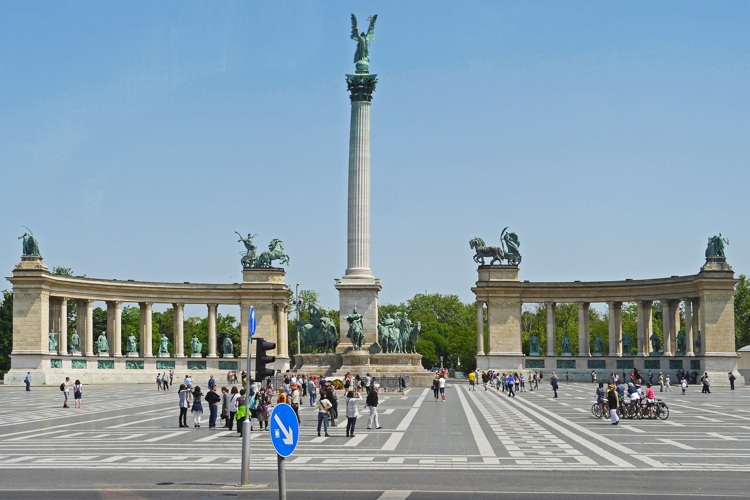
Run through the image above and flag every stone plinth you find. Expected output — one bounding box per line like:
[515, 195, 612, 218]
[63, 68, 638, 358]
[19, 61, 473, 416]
[293, 353, 343, 377]
[336, 277, 382, 351]
[158, 352, 170, 358]
[190, 354, 202, 358]
[222, 354, 235, 359]
[126, 352, 139, 357]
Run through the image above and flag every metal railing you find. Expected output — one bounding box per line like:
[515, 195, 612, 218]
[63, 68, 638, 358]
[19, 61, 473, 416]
[376, 375, 410, 393]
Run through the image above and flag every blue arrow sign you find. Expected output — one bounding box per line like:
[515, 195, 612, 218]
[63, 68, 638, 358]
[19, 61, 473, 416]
[249, 306, 257, 337]
[269, 404, 299, 458]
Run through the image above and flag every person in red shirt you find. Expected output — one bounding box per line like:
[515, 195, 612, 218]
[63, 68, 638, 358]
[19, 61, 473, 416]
[645, 383, 656, 418]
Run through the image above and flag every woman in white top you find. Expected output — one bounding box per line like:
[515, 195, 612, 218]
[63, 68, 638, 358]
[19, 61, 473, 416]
[345, 390, 362, 438]
[439, 375, 446, 401]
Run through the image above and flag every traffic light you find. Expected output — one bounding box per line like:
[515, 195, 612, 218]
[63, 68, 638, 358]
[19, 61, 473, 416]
[254, 337, 276, 382]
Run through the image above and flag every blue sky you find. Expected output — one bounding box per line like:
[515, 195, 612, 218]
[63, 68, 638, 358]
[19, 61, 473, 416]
[1, 1, 748, 316]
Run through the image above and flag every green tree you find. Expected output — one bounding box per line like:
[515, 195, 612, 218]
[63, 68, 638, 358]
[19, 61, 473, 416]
[735, 274, 750, 349]
[0, 290, 13, 371]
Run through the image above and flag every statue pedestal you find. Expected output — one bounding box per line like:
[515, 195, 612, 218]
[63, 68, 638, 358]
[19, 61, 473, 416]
[191, 354, 202, 358]
[98, 353, 109, 357]
[126, 352, 139, 357]
[562, 353, 573, 357]
[70, 351, 81, 356]
[223, 354, 235, 359]
[593, 352, 604, 357]
[158, 353, 170, 358]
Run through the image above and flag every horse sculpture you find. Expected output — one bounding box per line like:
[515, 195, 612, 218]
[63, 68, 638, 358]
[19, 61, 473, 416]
[299, 305, 338, 353]
[256, 239, 290, 268]
[469, 237, 505, 265]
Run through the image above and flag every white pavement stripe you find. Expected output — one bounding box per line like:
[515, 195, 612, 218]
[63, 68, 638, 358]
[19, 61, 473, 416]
[395, 389, 428, 432]
[145, 431, 185, 443]
[661, 420, 684, 427]
[344, 434, 367, 447]
[377, 491, 411, 500]
[7, 430, 67, 441]
[108, 415, 172, 428]
[382, 409, 395, 415]
[694, 415, 722, 423]
[510, 396, 643, 468]
[381, 432, 403, 452]
[659, 439, 694, 450]
[455, 387, 497, 461]
[100, 456, 126, 462]
[623, 426, 645, 433]
[707, 432, 737, 441]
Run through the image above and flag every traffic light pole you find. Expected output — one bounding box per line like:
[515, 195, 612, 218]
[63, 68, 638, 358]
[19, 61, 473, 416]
[240, 336, 253, 486]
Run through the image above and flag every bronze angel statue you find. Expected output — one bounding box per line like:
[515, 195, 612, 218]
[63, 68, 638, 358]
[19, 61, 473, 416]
[351, 14, 377, 73]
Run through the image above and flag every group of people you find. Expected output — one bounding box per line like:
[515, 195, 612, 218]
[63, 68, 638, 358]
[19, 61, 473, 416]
[156, 371, 173, 390]
[470, 370, 559, 397]
[60, 377, 83, 408]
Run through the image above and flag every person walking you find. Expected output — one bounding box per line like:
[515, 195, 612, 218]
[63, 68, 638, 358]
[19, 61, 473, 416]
[701, 372, 711, 394]
[506, 373, 516, 397]
[468, 370, 476, 391]
[432, 374, 440, 402]
[345, 390, 362, 437]
[551, 372, 559, 398]
[169, 370, 174, 386]
[162, 372, 169, 391]
[191, 386, 204, 427]
[366, 383, 382, 430]
[317, 389, 332, 437]
[665, 374, 672, 392]
[439, 374, 447, 401]
[566, 372, 570, 385]
[256, 387, 270, 431]
[658, 372, 664, 392]
[205, 385, 221, 429]
[729, 372, 736, 390]
[178, 384, 190, 427]
[73, 379, 83, 408]
[607, 382, 620, 425]
[156, 373, 163, 391]
[235, 389, 247, 436]
[308, 376, 318, 406]
[226, 386, 239, 430]
[220, 386, 230, 427]
[290, 384, 301, 424]
[62, 377, 71, 408]
[24, 372, 31, 391]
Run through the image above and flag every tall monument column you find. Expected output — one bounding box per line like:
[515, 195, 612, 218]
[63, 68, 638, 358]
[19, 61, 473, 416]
[336, 46, 382, 350]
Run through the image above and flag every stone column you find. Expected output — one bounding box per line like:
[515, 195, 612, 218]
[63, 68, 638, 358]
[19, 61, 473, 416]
[78, 299, 94, 356]
[173, 303, 184, 358]
[207, 304, 218, 358]
[476, 301, 485, 355]
[545, 302, 556, 357]
[684, 298, 694, 356]
[59, 298, 68, 356]
[240, 303, 249, 358]
[107, 301, 122, 357]
[692, 298, 701, 354]
[608, 302, 622, 356]
[662, 300, 672, 356]
[638, 300, 653, 356]
[276, 304, 289, 357]
[577, 302, 590, 356]
[139, 302, 153, 357]
[670, 300, 680, 355]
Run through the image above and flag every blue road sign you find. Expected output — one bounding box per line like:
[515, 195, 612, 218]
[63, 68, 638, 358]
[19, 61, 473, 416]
[269, 404, 299, 458]
[249, 306, 256, 337]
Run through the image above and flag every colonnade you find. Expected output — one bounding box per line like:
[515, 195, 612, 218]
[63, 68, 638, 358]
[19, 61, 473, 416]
[47, 298, 290, 359]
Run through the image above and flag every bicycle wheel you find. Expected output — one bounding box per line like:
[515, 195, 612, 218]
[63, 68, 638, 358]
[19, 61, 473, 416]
[657, 404, 669, 420]
[636, 404, 645, 419]
[592, 404, 601, 419]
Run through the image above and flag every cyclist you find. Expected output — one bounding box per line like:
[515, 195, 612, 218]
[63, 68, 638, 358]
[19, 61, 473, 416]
[595, 382, 606, 419]
[645, 383, 656, 418]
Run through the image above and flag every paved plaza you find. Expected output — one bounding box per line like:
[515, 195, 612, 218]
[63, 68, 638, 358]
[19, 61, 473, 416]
[0, 380, 749, 498]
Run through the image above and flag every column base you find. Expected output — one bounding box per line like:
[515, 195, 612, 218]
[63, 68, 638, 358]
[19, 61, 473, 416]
[126, 352, 139, 357]
[207, 354, 218, 359]
[191, 354, 203, 358]
[222, 355, 235, 359]
[158, 353, 171, 358]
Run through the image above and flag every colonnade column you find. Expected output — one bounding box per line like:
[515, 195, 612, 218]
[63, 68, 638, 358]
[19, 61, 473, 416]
[692, 298, 701, 354]
[240, 303, 249, 357]
[173, 303, 185, 358]
[59, 298, 68, 356]
[671, 300, 680, 354]
[684, 298, 694, 356]
[608, 302, 622, 356]
[662, 300, 673, 356]
[139, 302, 153, 357]
[106, 301, 122, 357]
[276, 304, 289, 357]
[207, 304, 218, 358]
[76, 299, 94, 356]
[476, 302, 485, 356]
[577, 302, 590, 356]
[545, 302, 556, 356]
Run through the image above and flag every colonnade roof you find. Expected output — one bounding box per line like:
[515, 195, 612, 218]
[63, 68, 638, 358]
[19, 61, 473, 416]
[473, 267, 737, 304]
[7, 268, 291, 305]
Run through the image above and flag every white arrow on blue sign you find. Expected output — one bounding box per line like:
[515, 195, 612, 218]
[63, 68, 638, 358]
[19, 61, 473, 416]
[249, 306, 257, 337]
[269, 404, 299, 457]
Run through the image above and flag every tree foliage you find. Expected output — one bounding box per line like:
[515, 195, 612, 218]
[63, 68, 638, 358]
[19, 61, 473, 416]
[736, 274, 750, 349]
[0, 291, 13, 371]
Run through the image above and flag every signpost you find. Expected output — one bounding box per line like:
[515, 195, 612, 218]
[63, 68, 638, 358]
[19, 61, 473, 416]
[240, 306, 257, 486]
[269, 404, 299, 500]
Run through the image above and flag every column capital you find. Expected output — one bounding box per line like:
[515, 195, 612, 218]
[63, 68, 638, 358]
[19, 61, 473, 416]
[346, 73, 378, 102]
[173, 302, 185, 309]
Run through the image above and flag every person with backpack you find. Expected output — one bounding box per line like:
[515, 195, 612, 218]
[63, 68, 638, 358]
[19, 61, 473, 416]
[61, 377, 70, 408]
[73, 380, 83, 408]
[256, 387, 270, 431]
[204, 385, 222, 429]
[235, 388, 247, 436]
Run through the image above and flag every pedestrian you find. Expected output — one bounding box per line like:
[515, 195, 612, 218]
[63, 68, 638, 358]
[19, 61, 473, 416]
[235, 389, 247, 436]
[595, 382, 606, 418]
[73, 379, 83, 408]
[565, 372, 569, 385]
[607, 382, 620, 425]
[62, 376, 71, 408]
[681, 377, 688, 395]
[514, 372, 520, 392]
[665, 374, 672, 391]
[290, 384, 301, 424]
[308, 375, 318, 406]
[519, 372, 526, 392]
[227, 371, 232, 385]
[276, 387, 288, 405]
[645, 383, 656, 418]
[482, 371, 489, 391]
[162, 372, 169, 390]
[591, 370, 597, 384]
[551, 372, 559, 398]
[317, 388, 332, 437]
[345, 390, 362, 437]
[169, 370, 174, 386]
[729, 372, 736, 390]
[658, 372, 664, 392]
[178, 384, 190, 427]
[208, 374, 215, 389]
[533, 372, 539, 390]
[432, 374, 440, 402]
[366, 383, 382, 430]
[701, 372, 711, 394]
[191, 386, 204, 427]
[24, 372, 31, 391]
[220, 386, 230, 427]
[256, 387, 270, 431]
[439, 373, 447, 401]
[506, 373, 516, 397]
[205, 385, 221, 429]
[156, 373, 162, 391]
[468, 370, 476, 391]
[226, 386, 239, 430]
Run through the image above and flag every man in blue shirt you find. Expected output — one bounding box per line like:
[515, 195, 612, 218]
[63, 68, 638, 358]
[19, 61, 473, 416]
[506, 373, 516, 397]
[24, 372, 31, 391]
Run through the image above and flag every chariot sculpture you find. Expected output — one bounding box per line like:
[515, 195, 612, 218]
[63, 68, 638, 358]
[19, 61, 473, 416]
[470, 227, 521, 265]
[237, 231, 290, 269]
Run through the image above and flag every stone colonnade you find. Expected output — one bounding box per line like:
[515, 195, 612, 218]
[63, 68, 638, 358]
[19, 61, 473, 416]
[472, 259, 738, 378]
[5, 259, 291, 385]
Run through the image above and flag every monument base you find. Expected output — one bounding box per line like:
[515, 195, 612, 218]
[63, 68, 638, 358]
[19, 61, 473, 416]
[191, 354, 202, 358]
[223, 354, 235, 359]
[335, 276, 382, 353]
[126, 352, 139, 357]
[159, 353, 170, 358]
